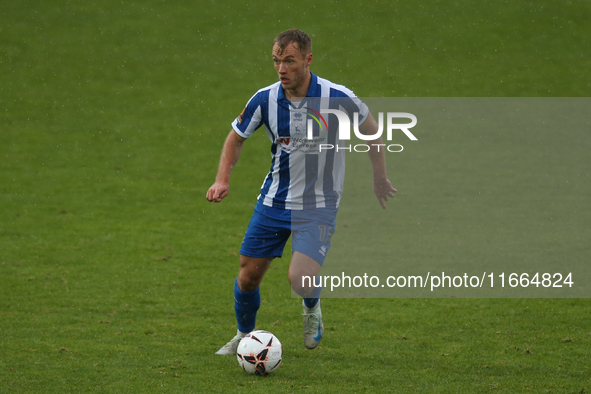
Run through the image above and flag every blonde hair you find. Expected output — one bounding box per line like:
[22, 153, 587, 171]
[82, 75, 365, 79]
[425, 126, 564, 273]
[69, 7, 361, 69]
[273, 29, 312, 58]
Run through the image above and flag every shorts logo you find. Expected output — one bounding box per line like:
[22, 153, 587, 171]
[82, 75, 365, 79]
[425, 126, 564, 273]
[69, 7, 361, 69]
[319, 245, 327, 257]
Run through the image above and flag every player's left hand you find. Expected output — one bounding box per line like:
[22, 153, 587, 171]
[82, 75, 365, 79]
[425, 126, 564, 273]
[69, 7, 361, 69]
[373, 178, 397, 209]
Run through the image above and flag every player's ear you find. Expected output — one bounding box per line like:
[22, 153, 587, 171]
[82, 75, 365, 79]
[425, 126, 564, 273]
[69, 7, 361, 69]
[306, 52, 313, 66]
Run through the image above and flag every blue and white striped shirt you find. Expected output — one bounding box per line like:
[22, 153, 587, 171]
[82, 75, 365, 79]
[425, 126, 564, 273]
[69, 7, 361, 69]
[232, 73, 368, 210]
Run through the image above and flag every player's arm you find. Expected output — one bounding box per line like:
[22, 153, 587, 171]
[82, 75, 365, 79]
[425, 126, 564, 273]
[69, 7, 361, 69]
[206, 130, 246, 203]
[358, 112, 397, 209]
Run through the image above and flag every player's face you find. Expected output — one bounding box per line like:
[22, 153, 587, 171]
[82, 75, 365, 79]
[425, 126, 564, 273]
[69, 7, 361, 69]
[273, 42, 312, 95]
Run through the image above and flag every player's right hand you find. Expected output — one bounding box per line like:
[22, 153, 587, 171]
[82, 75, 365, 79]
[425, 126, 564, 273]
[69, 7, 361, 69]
[206, 182, 229, 202]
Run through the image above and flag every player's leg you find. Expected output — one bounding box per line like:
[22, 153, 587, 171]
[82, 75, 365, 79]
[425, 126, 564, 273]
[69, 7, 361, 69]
[290, 210, 336, 349]
[235, 255, 274, 333]
[238, 255, 274, 291]
[216, 207, 290, 355]
[216, 255, 274, 355]
[288, 251, 324, 349]
[288, 251, 322, 301]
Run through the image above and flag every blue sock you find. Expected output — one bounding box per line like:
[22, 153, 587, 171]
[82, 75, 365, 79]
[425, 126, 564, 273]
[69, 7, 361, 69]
[303, 276, 322, 308]
[304, 297, 319, 308]
[234, 278, 260, 333]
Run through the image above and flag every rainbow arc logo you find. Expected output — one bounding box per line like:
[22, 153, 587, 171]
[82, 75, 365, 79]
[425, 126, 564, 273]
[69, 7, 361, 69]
[305, 108, 328, 131]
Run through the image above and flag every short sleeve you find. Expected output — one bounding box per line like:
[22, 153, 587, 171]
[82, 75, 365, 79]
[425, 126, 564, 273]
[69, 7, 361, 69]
[231, 91, 266, 139]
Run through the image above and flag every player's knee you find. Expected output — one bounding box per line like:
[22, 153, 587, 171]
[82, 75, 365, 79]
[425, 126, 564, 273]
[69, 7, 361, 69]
[237, 270, 261, 292]
[237, 256, 272, 291]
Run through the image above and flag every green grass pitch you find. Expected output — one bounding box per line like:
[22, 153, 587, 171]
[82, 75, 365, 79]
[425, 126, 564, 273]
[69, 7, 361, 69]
[1, 0, 590, 392]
